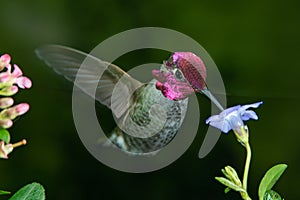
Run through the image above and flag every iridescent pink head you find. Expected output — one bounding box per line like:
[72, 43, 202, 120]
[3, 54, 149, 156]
[152, 52, 207, 100]
[172, 52, 207, 91]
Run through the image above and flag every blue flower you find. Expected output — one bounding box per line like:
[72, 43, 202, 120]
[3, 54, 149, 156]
[206, 101, 263, 133]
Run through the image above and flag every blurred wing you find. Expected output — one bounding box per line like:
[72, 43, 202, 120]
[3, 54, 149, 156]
[35, 45, 142, 118]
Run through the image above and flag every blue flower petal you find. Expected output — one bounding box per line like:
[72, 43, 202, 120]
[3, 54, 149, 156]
[220, 105, 241, 117]
[205, 115, 219, 124]
[209, 119, 232, 133]
[240, 101, 263, 110]
[241, 110, 258, 121]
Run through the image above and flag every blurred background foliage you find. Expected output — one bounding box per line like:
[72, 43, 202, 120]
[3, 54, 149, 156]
[0, 0, 299, 199]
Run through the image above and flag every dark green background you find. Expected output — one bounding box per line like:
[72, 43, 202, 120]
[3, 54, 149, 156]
[0, 0, 299, 199]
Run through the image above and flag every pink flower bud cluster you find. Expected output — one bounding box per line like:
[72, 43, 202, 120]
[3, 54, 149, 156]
[0, 54, 32, 129]
[0, 53, 31, 158]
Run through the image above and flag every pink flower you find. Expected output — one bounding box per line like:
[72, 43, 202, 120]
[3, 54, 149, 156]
[11, 64, 32, 88]
[0, 54, 11, 71]
[0, 64, 32, 90]
[4, 64, 32, 89]
[0, 141, 13, 159]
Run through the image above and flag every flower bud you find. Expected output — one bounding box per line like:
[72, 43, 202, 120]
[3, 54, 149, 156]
[0, 97, 14, 109]
[0, 103, 30, 120]
[224, 166, 242, 187]
[0, 119, 13, 129]
[14, 103, 30, 116]
[0, 54, 11, 71]
[233, 125, 249, 145]
[0, 85, 18, 96]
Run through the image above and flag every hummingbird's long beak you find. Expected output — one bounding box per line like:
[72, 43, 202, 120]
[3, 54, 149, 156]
[201, 89, 224, 111]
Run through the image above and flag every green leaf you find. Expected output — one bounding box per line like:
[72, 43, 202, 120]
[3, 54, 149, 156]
[0, 128, 10, 143]
[224, 187, 231, 194]
[0, 190, 11, 195]
[258, 164, 287, 200]
[9, 182, 45, 200]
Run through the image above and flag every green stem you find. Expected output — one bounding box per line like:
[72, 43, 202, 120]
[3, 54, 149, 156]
[241, 191, 252, 200]
[243, 141, 251, 190]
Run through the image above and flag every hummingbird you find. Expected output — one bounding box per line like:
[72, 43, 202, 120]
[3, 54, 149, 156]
[35, 45, 223, 154]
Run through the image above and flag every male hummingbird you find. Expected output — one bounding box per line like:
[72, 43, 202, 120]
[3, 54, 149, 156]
[36, 45, 223, 154]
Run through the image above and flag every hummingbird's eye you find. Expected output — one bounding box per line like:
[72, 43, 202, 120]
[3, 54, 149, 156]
[174, 69, 184, 80]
